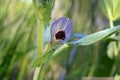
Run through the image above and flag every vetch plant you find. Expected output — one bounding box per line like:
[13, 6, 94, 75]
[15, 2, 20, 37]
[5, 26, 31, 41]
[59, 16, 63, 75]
[32, 0, 55, 80]
[32, 0, 120, 80]
[32, 16, 120, 67]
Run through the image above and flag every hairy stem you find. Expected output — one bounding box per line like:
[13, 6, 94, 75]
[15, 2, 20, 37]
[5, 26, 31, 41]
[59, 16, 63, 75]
[32, 0, 43, 80]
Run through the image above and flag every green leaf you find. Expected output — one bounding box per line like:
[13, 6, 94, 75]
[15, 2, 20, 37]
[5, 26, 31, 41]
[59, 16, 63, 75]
[107, 42, 117, 59]
[112, 0, 120, 20]
[31, 44, 69, 67]
[37, 0, 55, 25]
[99, 0, 120, 21]
[31, 47, 55, 67]
[99, 0, 113, 20]
[69, 25, 120, 45]
[107, 36, 120, 41]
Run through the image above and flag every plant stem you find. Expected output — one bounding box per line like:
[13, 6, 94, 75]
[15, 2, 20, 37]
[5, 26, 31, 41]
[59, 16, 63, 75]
[37, 21, 43, 56]
[109, 20, 118, 55]
[110, 20, 114, 28]
[32, 0, 44, 80]
[33, 65, 43, 80]
[32, 0, 43, 56]
[109, 19, 118, 76]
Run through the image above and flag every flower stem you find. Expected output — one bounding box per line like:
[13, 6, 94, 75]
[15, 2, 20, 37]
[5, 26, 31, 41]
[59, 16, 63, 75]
[110, 20, 114, 28]
[37, 21, 43, 56]
[109, 19, 118, 76]
[32, 0, 44, 80]
[32, 0, 43, 56]
[33, 65, 43, 80]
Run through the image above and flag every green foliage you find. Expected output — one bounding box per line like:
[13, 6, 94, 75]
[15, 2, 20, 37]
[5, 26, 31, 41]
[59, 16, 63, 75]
[107, 42, 117, 59]
[1, 0, 120, 80]
[99, 1, 120, 78]
[93, 41, 114, 76]
[99, 0, 120, 21]
[32, 25, 120, 68]
[70, 25, 120, 45]
[31, 44, 69, 67]
[34, 0, 55, 25]
[0, 0, 36, 79]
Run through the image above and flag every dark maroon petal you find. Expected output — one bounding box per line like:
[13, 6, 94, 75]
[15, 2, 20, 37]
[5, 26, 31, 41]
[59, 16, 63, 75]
[55, 30, 65, 40]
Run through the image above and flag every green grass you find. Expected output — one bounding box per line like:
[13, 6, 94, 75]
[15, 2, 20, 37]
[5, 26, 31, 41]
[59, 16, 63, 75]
[0, 0, 120, 80]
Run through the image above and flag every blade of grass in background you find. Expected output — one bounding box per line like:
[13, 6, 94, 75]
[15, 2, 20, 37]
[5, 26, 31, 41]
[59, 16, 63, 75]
[0, 0, 36, 80]
[1, 0, 120, 80]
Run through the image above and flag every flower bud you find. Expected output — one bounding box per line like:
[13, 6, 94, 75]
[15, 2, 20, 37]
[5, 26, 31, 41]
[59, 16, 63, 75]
[50, 17, 72, 43]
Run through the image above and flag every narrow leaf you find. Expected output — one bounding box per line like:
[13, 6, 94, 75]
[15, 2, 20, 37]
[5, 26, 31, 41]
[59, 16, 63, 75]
[31, 44, 69, 67]
[107, 42, 117, 59]
[69, 25, 120, 45]
[106, 36, 120, 41]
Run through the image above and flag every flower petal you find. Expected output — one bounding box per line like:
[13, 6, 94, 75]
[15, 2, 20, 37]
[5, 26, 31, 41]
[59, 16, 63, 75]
[50, 17, 73, 43]
[64, 19, 72, 40]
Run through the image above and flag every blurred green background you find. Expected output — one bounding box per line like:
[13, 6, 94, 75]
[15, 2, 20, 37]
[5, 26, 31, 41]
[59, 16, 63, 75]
[0, 0, 120, 80]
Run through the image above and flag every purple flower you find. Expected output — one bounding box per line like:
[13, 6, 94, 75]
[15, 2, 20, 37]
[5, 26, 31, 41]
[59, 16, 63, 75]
[50, 17, 72, 43]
